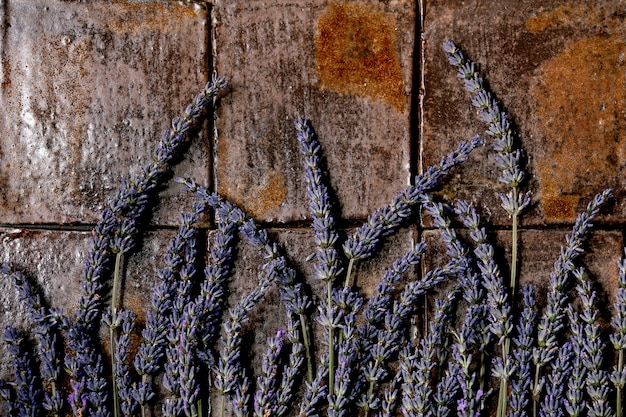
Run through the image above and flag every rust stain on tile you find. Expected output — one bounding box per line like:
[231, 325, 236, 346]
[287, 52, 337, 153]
[532, 35, 626, 221]
[98, 1, 203, 35]
[217, 139, 287, 219]
[525, 4, 599, 33]
[314, 2, 406, 112]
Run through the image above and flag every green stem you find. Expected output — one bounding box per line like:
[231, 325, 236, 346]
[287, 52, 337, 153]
[510, 187, 519, 306]
[111, 251, 124, 417]
[110, 326, 120, 417]
[343, 258, 355, 288]
[479, 350, 486, 393]
[220, 393, 226, 417]
[619, 349, 624, 417]
[533, 364, 541, 417]
[327, 281, 335, 397]
[299, 313, 314, 383]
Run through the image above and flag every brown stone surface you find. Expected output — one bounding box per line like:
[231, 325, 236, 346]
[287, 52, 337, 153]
[424, 0, 626, 225]
[212, 0, 415, 222]
[0, 0, 211, 226]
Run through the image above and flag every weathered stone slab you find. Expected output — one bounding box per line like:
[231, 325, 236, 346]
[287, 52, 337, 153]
[212, 0, 415, 222]
[0, 0, 211, 225]
[424, 0, 626, 225]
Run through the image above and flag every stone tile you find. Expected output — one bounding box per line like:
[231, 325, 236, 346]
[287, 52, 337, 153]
[0, 0, 211, 225]
[423, 0, 626, 225]
[212, 0, 415, 222]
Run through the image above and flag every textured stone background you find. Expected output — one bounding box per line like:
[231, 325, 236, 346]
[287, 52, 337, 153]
[1, 0, 625, 414]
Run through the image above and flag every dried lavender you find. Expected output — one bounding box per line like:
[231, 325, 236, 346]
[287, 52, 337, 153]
[399, 289, 458, 417]
[574, 269, 614, 417]
[342, 135, 483, 263]
[532, 189, 612, 417]
[564, 304, 587, 417]
[4, 326, 42, 417]
[508, 285, 537, 417]
[110, 309, 138, 417]
[456, 199, 513, 416]
[214, 273, 274, 417]
[539, 342, 572, 417]
[60, 75, 226, 417]
[296, 118, 342, 388]
[4, 267, 64, 416]
[179, 177, 310, 415]
[254, 329, 286, 417]
[443, 40, 530, 308]
[612, 251, 626, 417]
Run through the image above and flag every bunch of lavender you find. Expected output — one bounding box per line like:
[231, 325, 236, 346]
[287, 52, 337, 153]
[573, 268, 613, 417]
[508, 285, 537, 417]
[611, 251, 626, 417]
[399, 289, 458, 417]
[455, 199, 514, 416]
[3, 326, 42, 417]
[531, 189, 612, 417]
[179, 179, 309, 416]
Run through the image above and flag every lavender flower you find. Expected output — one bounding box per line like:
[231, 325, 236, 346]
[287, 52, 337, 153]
[343, 136, 483, 261]
[254, 329, 286, 417]
[4, 326, 43, 417]
[573, 269, 614, 417]
[400, 289, 458, 417]
[112, 309, 138, 417]
[532, 189, 612, 416]
[611, 250, 626, 417]
[508, 285, 537, 417]
[298, 369, 328, 417]
[539, 342, 572, 417]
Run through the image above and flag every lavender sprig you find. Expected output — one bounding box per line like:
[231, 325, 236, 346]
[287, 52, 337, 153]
[508, 285, 537, 417]
[532, 189, 612, 417]
[254, 329, 286, 417]
[295, 118, 342, 387]
[455, 199, 513, 416]
[110, 310, 138, 417]
[214, 274, 274, 417]
[611, 250, 626, 417]
[400, 289, 458, 417]
[443, 40, 530, 310]
[574, 269, 614, 417]
[343, 136, 483, 262]
[539, 342, 572, 417]
[565, 304, 587, 417]
[4, 326, 43, 417]
[4, 267, 64, 416]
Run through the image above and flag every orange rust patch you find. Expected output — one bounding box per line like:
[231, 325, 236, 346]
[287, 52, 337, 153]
[314, 2, 406, 112]
[93, 0, 202, 35]
[525, 4, 598, 33]
[532, 35, 626, 222]
[217, 135, 287, 218]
